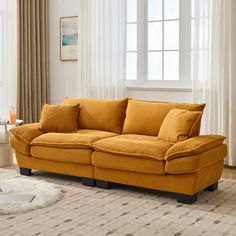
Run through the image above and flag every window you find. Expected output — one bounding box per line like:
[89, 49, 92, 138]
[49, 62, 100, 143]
[126, 0, 192, 88]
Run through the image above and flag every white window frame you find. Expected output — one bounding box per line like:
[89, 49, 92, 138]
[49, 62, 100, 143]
[126, 0, 192, 89]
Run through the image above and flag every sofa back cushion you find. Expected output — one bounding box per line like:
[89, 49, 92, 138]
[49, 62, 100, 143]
[64, 98, 128, 133]
[122, 100, 205, 136]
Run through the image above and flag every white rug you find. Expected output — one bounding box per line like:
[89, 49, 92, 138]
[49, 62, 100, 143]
[0, 172, 63, 215]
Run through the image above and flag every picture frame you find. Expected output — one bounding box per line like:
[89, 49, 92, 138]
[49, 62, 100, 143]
[60, 16, 78, 61]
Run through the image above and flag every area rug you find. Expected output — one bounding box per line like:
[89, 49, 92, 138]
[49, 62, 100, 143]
[0, 168, 236, 235]
[0, 170, 63, 215]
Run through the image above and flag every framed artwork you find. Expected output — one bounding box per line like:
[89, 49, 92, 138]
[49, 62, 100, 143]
[60, 16, 78, 61]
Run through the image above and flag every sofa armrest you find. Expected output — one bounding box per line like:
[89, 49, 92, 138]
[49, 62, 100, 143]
[165, 135, 226, 161]
[10, 123, 44, 145]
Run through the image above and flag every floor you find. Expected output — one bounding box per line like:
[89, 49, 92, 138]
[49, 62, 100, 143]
[222, 166, 236, 180]
[1, 167, 236, 236]
[0, 166, 236, 236]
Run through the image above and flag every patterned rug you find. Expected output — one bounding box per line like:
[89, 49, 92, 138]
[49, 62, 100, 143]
[0, 168, 236, 236]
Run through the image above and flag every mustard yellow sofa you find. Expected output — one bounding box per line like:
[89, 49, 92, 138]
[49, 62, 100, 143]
[10, 98, 227, 204]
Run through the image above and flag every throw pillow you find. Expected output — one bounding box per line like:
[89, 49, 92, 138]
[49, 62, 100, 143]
[39, 104, 79, 133]
[157, 109, 203, 143]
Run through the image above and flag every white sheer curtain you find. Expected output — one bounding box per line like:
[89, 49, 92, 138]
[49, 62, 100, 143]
[0, 0, 17, 121]
[77, 0, 126, 99]
[192, 0, 236, 166]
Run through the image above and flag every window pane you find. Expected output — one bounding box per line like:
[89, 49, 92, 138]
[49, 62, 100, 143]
[148, 0, 162, 21]
[191, 0, 195, 18]
[127, 0, 137, 22]
[164, 0, 179, 20]
[148, 52, 162, 80]
[127, 24, 137, 51]
[164, 21, 179, 50]
[126, 52, 137, 80]
[164, 52, 179, 80]
[148, 22, 162, 50]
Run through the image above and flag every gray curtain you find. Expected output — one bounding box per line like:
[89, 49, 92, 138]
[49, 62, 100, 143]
[17, 0, 49, 123]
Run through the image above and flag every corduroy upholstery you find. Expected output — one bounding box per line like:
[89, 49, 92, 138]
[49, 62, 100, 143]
[165, 135, 226, 160]
[165, 145, 227, 174]
[92, 134, 172, 160]
[64, 98, 128, 133]
[92, 151, 166, 175]
[122, 100, 205, 136]
[31, 130, 117, 149]
[39, 104, 79, 133]
[10, 123, 44, 144]
[157, 109, 203, 143]
[10, 98, 227, 201]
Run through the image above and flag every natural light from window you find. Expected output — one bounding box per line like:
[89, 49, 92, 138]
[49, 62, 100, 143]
[126, 0, 192, 88]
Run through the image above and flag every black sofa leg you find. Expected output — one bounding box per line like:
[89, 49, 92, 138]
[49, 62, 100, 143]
[81, 178, 95, 187]
[177, 193, 198, 204]
[19, 167, 31, 176]
[96, 180, 110, 189]
[206, 182, 218, 192]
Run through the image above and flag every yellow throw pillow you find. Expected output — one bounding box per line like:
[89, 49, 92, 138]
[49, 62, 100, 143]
[157, 109, 203, 143]
[39, 104, 79, 133]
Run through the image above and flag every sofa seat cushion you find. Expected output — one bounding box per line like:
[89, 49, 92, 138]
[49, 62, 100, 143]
[92, 134, 172, 160]
[31, 146, 92, 164]
[31, 129, 117, 149]
[92, 151, 165, 175]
